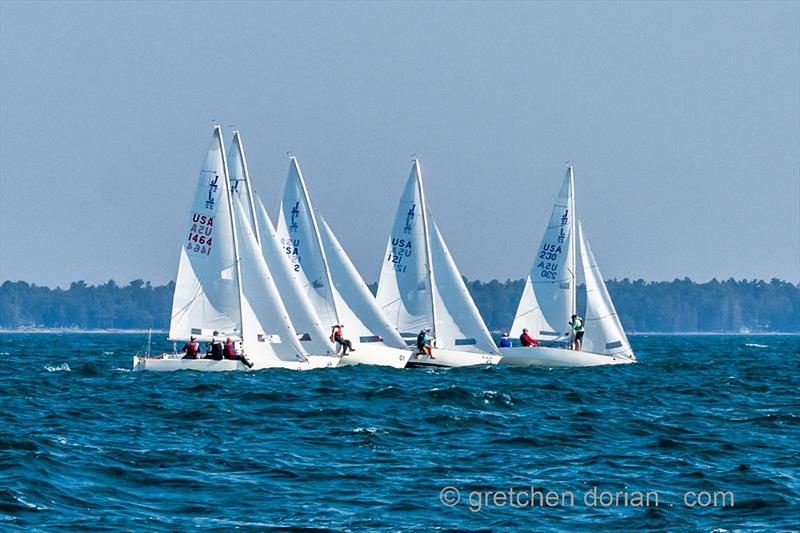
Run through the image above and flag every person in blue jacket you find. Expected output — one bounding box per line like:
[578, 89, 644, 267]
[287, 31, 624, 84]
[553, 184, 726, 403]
[498, 332, 513, 348]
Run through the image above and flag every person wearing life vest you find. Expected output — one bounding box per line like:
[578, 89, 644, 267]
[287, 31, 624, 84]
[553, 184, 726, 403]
[519, 328, 539, 347]
[330, 325, 355, 355]
[223, 337, 254, 368]
[498, 332, 512, 348]
[181, 336, 200, 359]
[206, 337, 224, 360]
[569, 315, 585, 351]
[415, 329, 435, 359]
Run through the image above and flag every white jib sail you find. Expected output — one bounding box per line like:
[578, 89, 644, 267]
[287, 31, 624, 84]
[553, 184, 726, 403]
[578, 221, 635, 359]
[510, 166, 576, 341]
[254, 193, 336, 356]
[276, 157, 339, 329]
[317, 216, 409, 350]
[375, 162, 433, 343]
[429, 222, 499, 354]
[169, 126, 240, 341]
[233, 197, 308, 363]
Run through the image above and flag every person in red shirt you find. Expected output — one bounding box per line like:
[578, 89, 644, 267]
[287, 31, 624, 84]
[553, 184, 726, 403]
[223, 338, 254, 368]
[181, 336, 200, 359]
[519, 328, 539, 347]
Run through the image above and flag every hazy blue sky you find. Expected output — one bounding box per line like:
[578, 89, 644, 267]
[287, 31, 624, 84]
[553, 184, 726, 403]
[1, 1, 798, 287]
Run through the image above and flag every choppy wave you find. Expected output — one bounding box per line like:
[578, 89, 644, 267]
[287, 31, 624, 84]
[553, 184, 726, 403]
[2, 333, 799, 530]
[43, 363, 70, 372]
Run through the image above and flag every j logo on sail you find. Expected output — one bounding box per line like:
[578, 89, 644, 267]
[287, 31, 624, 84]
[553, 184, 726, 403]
[403, 204, 416, 234]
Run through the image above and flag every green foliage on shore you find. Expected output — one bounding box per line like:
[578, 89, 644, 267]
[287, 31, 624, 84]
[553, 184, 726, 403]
[1, 277, 798, 332]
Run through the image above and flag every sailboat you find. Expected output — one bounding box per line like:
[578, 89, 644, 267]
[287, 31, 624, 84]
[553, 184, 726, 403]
[501, 166, 636, 366]
[376, 159, 502, 368]
[274, 156, 412, 368]
[133, 127, 338, 371]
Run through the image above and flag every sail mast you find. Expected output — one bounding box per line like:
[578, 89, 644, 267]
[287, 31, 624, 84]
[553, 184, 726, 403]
[291, 156, 341, 325]
[217, 125, 245, 339]
[233, 131, 261, 245]
[568, 165, 577, 317]
[415, 159, 438, 340]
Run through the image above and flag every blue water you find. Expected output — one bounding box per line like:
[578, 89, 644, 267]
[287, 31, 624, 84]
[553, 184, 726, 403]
[1, 334, 798, 530]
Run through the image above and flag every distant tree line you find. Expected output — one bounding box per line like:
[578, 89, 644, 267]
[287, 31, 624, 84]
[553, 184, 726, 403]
[1, 277, 798, 332]
[0, 280, 174, 330]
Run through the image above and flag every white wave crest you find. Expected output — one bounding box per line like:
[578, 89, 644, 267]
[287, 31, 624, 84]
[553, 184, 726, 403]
[44, 363, 71, 372]
[744, 343, 768, 348]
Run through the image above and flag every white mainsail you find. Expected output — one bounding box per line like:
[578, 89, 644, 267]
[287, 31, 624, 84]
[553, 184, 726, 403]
[276, 157, 339, 328]
[376, 160, 498, 354]
[169, 126, 240, 341]
[510, 167, 576, 341]
[275, 156, 408, 352]
[375, 161, 432, 339]
[578, 221, 634, 359]
[254, 193, 336, 356]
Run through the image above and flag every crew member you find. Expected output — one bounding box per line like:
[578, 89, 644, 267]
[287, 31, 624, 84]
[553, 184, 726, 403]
[330, 325, 355, 355]
[520, 328, 539, 347]
[416, 329, 434, 359]
[498, 332, 513, 348]
[223, 338, 254, 368]
[569, 315, 584, 351]
[206, 337, 224, 360]
[181, 336, 200, 359]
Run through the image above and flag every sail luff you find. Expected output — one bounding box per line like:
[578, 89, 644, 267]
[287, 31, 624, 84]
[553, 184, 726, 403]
[415, 160, 437, 341]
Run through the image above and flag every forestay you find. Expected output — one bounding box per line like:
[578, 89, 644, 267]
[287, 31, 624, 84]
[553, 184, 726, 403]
[578, 222, 634, 358]
[169, 126, 240, 341]
[254, 193, 336, 356]
[510, 167, 576, 341]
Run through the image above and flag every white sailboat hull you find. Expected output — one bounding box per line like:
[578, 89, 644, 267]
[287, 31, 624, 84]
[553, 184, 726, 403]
[132, 353, 339, 372]
[405, 348, 501, 368]
[338, 345, 411, 369]
[498, 346, 636, 367]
